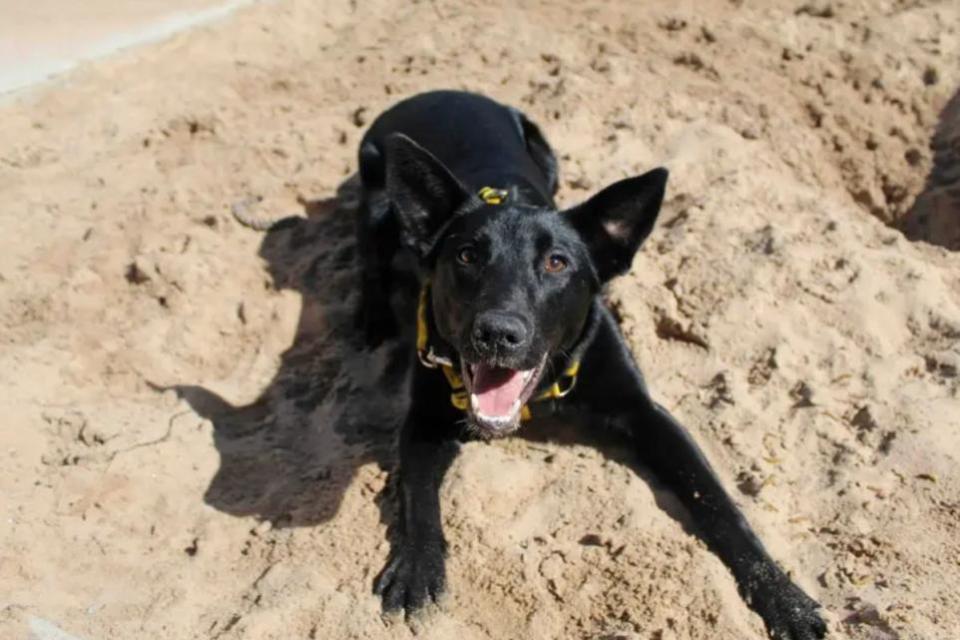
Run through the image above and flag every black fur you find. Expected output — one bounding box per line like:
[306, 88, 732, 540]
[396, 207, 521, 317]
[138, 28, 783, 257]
[355, 90, 826, 640]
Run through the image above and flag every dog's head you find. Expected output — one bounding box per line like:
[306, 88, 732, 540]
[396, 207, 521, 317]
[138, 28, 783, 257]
[386, 133, 667, 436]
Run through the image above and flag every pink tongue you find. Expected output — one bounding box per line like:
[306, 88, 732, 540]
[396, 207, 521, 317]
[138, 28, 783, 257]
[472, 365, 527, 417]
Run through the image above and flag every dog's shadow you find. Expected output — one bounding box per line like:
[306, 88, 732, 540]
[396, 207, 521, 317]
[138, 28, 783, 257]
[168, 175, 412, 528]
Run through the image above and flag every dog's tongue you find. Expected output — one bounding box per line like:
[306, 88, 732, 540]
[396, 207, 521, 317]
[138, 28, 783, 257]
[472, 365, 527, 417]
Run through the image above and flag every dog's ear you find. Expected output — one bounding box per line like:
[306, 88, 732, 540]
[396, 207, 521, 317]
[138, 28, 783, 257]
[385, 133, 470, 257]
[566, 167, 668, 282]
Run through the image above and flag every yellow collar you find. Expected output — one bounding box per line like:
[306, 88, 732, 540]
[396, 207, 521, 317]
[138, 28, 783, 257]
[417, 283, 579, 421]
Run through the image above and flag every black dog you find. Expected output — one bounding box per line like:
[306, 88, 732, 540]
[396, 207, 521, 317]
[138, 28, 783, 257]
[354, 90, 826, 640]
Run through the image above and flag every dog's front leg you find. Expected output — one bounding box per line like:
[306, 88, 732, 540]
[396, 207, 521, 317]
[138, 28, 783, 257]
[375, 366, 461, 614]
[576, 309, 826, 640]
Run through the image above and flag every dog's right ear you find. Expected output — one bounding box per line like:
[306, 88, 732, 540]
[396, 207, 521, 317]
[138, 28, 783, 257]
[385, 133, 470, 257]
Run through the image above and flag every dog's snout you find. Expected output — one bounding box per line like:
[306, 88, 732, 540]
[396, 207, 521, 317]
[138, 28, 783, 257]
[472, 311, 530, 355]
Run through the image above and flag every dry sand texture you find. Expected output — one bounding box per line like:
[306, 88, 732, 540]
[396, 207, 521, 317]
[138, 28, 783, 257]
[1, 1, 959, 639]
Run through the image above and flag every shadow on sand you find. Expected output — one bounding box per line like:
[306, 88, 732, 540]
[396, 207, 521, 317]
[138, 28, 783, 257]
[166, 176, 411, 528]
[898, 86, 960, 251]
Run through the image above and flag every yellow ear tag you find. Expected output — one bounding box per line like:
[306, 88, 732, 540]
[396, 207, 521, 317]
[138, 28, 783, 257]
[478, 186, 508, 205]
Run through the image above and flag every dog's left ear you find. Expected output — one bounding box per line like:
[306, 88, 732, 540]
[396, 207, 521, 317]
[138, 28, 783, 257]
[566, 167, 668, 282]
[385, 133, 471, 257]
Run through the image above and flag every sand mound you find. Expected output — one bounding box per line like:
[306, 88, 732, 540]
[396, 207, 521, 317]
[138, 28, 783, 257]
[1, 1, 958, 639]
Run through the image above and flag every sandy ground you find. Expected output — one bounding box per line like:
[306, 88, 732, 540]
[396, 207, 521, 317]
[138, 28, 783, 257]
[1, 1, 959, 639]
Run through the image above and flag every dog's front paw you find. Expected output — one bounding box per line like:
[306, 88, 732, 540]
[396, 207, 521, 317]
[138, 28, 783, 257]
[374, 542, 446, 614]
[748, 571, 826, 640]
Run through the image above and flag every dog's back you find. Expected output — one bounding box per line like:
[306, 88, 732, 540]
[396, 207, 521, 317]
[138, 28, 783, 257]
[358, 90, 555, 206]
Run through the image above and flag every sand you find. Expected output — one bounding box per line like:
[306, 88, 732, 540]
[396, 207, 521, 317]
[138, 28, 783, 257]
[1, 1, 958, 639]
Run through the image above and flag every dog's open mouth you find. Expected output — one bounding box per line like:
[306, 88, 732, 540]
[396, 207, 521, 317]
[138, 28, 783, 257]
[461, 356, 547, 434]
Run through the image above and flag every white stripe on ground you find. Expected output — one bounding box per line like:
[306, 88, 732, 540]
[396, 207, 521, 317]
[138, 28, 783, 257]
[0, 0, 263, 96]
[28, 617, 88, 640]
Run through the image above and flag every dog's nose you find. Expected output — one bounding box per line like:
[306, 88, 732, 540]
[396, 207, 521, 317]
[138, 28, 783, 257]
[472, 311, 530, 355]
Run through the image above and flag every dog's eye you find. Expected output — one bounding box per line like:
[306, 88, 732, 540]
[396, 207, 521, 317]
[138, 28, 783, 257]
[457, 246, 478, 265]
[544, 254, 569, 273]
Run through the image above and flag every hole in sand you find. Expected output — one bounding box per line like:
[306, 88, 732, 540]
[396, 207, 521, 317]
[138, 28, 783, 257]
[896, 87, 960, 251]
